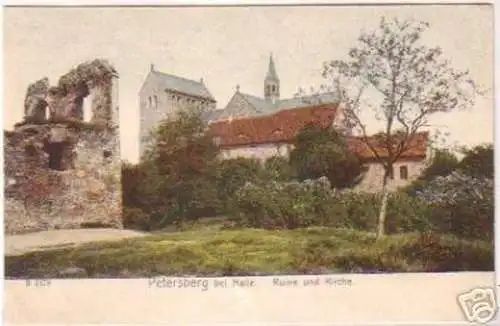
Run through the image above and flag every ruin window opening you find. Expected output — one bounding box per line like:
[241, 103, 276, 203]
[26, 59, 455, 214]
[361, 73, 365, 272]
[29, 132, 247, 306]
[47, 142, 68, 171]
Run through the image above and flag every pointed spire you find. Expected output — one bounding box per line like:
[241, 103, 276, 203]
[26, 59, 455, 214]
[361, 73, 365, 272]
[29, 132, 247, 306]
[266, 52, 279, 81]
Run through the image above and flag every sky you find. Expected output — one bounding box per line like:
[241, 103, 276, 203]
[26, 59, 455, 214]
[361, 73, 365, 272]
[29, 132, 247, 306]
[3, 5, 493, 163]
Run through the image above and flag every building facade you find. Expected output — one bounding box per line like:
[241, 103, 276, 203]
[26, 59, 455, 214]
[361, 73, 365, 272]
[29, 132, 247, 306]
[208, 106, 430, 192]
[139, 64, 217, 159]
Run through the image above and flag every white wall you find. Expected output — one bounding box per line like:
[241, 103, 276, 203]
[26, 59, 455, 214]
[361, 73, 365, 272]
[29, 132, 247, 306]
[221, 143, 292, 162]
[354, 159, 428, 192]
[220, 141, 428, 192]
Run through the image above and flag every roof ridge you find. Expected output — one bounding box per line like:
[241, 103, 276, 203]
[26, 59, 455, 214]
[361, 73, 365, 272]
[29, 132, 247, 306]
[153, 70, 203, 85]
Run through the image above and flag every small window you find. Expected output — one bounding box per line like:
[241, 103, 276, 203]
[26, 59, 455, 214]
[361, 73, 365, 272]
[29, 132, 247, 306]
[103, 150, 112, 159]
[272, 85, 276, 92]
[153, 95, 158, 108]
[400, 165, 409, 180]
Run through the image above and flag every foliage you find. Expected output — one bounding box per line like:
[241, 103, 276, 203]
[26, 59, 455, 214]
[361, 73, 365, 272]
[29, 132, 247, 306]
[416, 172, 494, 241]
[264, 155, 294, 181]
[123, 107, 220, 228]
[213, 157, 264, 210]
[5, 226, 493, 278]
[457, 143, 493, 179]
[404, 148, 459, 194]
[316, 17, 481, 237]
[230, 177, 342, 229]
[229, 178, 432, 233]
[290, 124, 364, 189]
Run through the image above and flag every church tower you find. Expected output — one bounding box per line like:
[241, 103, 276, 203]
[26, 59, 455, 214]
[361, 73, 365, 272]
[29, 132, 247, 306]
[264, 53, 280, 103]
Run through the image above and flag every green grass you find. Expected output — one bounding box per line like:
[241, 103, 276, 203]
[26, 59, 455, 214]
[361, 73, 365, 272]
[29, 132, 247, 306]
[5, 224, 493, 278]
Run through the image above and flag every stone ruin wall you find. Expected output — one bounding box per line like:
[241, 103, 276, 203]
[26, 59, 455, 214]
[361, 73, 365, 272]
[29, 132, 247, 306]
[4, 59, 122, 235]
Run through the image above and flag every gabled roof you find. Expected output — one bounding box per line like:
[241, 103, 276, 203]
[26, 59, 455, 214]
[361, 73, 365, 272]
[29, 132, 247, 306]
[211, 91, 340, 123]
[208, 104, 338, 147]
[146, 70, 216, 102]
[347, 132, 429, 161]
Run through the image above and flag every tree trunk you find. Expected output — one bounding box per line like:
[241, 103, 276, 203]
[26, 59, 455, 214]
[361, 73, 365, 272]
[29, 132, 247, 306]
[377, 173, 390, 239]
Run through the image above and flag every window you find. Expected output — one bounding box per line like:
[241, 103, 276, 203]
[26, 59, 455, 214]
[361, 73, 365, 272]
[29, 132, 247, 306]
[400, 165, 409, 180]
[47, 142, 66, 171]
[148, 96, 152, 109]
[153, 95, 158, 108]
[272, 85, 276, 92]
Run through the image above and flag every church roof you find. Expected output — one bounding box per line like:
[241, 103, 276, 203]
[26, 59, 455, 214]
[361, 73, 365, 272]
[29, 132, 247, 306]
[222, 91, 340, 117]
[208, 104, 338, 147]
[150, 70, 216, 101]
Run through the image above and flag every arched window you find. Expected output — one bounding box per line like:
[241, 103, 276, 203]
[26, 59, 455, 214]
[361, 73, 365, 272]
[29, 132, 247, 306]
[272, 85, 276, 92]
[400, 165, 409, 180]
[148, 96, 152, 109]
[153, 95, 158, 108]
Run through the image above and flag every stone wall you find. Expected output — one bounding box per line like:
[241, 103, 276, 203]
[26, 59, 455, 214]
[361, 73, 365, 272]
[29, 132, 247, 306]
[4, 59, 122, 235]
[4, 122, 122, 235]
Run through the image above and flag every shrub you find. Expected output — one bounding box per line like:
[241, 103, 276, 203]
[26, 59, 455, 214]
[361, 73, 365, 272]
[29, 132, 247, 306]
[264, 156, 293, 181]
[229, 177, 346, 229]
[123, 207, 153, 231]
[417, 172, 494, 241]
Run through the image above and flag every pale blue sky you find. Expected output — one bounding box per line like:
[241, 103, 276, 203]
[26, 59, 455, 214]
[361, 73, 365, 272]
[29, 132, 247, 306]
[4, 5, 493, 163]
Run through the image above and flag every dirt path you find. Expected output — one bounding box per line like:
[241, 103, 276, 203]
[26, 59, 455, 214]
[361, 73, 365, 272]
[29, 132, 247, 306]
[5, 229, 150, 256]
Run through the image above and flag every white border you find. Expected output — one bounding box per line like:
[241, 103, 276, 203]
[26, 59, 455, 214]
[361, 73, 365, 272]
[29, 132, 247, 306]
[1, 1, 497, 325]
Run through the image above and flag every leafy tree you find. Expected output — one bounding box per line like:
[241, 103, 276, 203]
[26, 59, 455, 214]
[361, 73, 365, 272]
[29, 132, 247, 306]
[458, 144, 493, 179]
[214, 157, 264, 210]
[317, 17, 481, 238]
[290, 124, 363, 189]
[140, 106, 220, 226]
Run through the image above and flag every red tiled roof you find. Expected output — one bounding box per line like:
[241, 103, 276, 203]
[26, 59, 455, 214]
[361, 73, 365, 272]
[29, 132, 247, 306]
[208, 104, 338, 147]
[208, 104, 429, 161]
[347, 132, 429, 161]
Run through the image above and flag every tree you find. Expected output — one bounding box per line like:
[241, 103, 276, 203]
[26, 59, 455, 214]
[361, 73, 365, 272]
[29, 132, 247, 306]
[290, 123, 364, 189]
[214, 157, 264, 210]
[318, 18, 481, 238]
[140, 106, 220, 226]
[458, 144, 493, 179]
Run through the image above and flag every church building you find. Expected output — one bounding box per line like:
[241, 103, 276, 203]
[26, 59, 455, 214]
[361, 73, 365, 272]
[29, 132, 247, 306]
[138, 64, 217, 159]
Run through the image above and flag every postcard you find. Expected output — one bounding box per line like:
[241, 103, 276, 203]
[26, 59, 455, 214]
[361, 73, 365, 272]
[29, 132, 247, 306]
[3, 1, 497, 325]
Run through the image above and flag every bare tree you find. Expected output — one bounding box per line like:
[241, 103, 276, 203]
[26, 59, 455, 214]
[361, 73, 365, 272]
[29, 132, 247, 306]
[319, 17, 482, 238]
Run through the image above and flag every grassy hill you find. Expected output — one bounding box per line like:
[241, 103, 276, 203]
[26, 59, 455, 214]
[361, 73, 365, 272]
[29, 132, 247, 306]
[5, 220, 493, 278]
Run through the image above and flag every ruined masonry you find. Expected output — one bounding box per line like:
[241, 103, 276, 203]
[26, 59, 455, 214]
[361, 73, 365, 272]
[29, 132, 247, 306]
[4, 59, 123, 234]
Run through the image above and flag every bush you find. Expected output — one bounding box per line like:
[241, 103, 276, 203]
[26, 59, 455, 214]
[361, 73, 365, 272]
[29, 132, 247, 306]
[264, 156, 293, 181]
[229, 177, 347, 229]
[417, 172, 494, 241]
[230, 180, 435, 234]
[123, 207, 153, 231]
